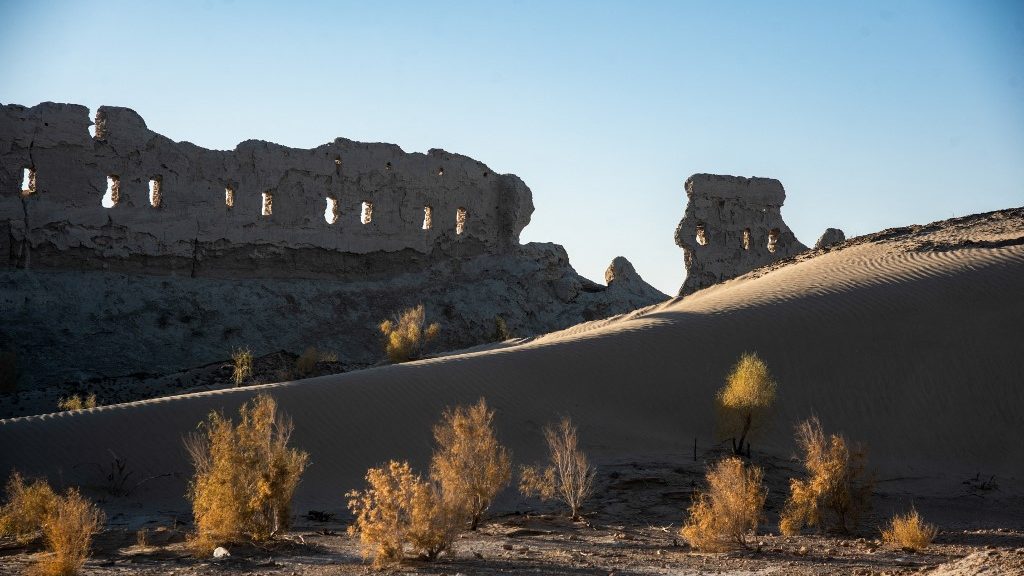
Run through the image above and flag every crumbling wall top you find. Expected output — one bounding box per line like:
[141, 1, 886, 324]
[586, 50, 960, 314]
[1, 102, 534, 277]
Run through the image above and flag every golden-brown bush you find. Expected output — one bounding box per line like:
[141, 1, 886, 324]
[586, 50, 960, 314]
[430, 398, 511, 530]
[0, 471, 59, 544]
[379, 304, 440, 363]
[779, 416, 872, 535]
[717, 352, 776, 455]
[681, 457, 766, 551]
[57, 394, 97, 412]
[347, 460, 469, 567]
[185, 394, 309, 554]
[882, 508, 938, 551]
[231, 348, 253, 386]
[519, 417, 595, 520]
[31, 488, 104, 576]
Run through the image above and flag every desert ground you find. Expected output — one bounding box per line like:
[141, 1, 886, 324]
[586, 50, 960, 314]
[2, 208, 1023, 574]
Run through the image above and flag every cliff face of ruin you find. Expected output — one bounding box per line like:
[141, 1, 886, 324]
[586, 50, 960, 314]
[1, 102, 532, 277]
[674, 174, 806, 296]
[0, 102, 665, 390]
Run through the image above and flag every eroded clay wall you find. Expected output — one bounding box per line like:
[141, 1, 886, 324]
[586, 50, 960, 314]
[0, 102, 534, 278]
[674, 173, 806, 296]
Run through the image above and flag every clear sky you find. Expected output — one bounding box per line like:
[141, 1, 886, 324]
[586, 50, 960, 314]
[1, 0, 1021, 295]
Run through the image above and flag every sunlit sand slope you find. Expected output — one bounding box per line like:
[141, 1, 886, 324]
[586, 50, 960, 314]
[1, 209, 1022, 510]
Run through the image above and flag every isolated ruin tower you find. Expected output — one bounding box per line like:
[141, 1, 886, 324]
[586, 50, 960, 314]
[674, 174, 806, 296]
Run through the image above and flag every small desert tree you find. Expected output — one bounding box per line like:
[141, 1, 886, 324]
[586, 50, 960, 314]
[0, 471, 59, 544]
[185, 394, 309, 554]
[681, 457, 766, 551]
[1, 473, 104, 576]
[779, 416, 872, 535]
[430, 398, 511, 530]
[882, 507, 938, 551]
[231, 348, 253, 386]
[717, 352, 776, 456]
[32, 488, 104, 576]
[519, 417, 596, 520]
[379, 304, 440, 363]
[347, 460, 469, 567]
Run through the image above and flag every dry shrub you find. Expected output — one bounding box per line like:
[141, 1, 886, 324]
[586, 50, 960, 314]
[31, 488, 104, 576]
[519, 417, 596, 520]
[379, 304, 440, 363]
[292, 348, 338, 376]
[0, 471, 59, 544]
[492, 316, 512, 341]
[779, 416, 872, 535]
[882, 507, 937, 551]
[347, 460, 469, 567]
[431, 398, 511, 530]
[681, 457, 766, 551]
[717, 352, 776, 455]
[295, 347, 319, 377]
[57, 394, 97, 412]
[185, 394, 309, 554]
[231, 348, 253, 386]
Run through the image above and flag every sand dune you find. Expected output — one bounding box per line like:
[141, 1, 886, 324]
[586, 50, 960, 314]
[1, 209, 1022, 513]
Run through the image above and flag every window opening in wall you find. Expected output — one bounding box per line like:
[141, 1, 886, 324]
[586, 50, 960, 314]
[695, 225, 707, 246]
[225, 186, 235, 208]
[21, 167, 36, 196]
[483, 172, 489, 178]
[385, 162, 392, 171]
[334, 156, 342, 174]
[361, 201, 373, 224]
[437, 167, 445, 176]
[93, 110, 107, 140]
[767, 228, 780, 253]
[325, 197, 339, 224]
[742, 228, 751, 250]
[102, 175, 119, 208]
[148, 178, 162, 208]
[422, 206, 433, 230]
[455, 207, 467, 235]
[262, 191, 273, 216]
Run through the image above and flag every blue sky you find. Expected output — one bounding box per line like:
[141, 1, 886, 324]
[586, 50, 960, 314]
[1, 0, 1021, 294]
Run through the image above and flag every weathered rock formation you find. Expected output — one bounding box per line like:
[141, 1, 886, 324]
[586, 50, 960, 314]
[815, 227, 846, 249]
[674, 174, 806, 296]
[0, 102, 666, 390]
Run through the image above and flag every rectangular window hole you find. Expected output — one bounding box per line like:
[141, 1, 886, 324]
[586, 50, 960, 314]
[93, 110, 107, 140]
[102, 175, 120, 208]
[325, 197, 339, 224]
[422, 206, 433, 230]
[225, 186, 235, 208]
[262, 191, 273, 216]
[148, 178, 162, 208]
[361, 201, 373, 224]
[21, 167, 36, 196]
[455, 207, 467, 235]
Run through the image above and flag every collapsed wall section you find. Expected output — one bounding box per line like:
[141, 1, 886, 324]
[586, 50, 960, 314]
[674, 173, 806, 296]
[0, 102, 534, 278]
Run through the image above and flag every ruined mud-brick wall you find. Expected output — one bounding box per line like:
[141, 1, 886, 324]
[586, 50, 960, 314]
[0, 102, 534, 278]
[674, 174, 806, 296]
